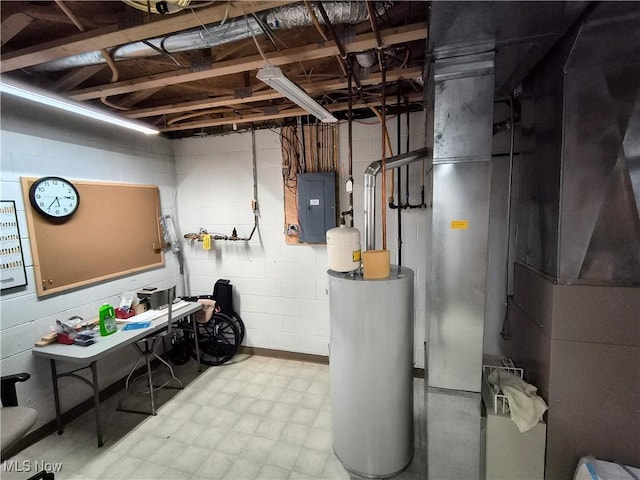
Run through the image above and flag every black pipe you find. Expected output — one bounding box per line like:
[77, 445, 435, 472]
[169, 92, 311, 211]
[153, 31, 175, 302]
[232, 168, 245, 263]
[315, 1, 361, 90]
[405, 97, 410, 208]
[388, 92, 405, 210]
[403, 97, 424, 209]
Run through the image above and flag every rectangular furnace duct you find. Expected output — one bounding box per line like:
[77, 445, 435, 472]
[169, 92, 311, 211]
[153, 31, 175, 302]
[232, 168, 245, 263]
[428, 52, 495, 393]
[425, 50, 495, 480]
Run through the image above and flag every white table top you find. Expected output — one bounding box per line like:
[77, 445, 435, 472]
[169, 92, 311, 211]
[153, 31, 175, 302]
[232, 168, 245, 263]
[32, 302, 202, 364]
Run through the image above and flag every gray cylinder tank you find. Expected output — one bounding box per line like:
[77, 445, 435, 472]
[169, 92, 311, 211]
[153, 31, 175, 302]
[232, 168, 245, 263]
[328, 266, 414, 478]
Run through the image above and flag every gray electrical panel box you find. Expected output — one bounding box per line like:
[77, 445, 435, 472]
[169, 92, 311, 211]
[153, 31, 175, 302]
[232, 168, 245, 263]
[297, 172, 336, 243]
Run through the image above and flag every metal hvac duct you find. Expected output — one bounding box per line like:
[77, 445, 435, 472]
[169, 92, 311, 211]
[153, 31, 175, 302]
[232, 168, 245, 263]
[515, 8, 640, 286]
[363, 147, 430, 251]
[31, 2, 386, 72]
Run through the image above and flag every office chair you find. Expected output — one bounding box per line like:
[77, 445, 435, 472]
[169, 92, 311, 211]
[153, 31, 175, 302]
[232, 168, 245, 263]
[1, 374, 56, 479]
[1, 373, 38, 460]
[118, 286, 182, 415]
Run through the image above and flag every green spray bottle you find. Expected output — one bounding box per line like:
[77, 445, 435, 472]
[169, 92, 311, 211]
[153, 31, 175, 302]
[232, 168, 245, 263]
[99, 304, 116, 336]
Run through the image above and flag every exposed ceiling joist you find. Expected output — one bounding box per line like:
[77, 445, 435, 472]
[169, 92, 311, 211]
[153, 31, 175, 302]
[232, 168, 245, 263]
[0, 1, 430, 137]
[160, 92, 424, 132]
[0, 1, 296, 73]
[1, 13, 34, 47]
[126, 66, 424, 119]
[118, 87, 164, 108]
[53, 65, 105, 92]
[68, 22, 428, 101]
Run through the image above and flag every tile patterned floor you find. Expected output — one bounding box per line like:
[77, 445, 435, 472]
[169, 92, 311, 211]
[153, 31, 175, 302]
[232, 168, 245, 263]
[5, 354, 426, 480]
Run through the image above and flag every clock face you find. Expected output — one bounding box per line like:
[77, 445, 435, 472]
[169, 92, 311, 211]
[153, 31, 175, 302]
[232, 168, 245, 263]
[29, 177, 80, 220]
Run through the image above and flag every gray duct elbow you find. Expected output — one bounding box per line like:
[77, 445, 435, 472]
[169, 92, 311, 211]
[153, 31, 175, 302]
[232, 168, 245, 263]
[362, 147, 431, 252]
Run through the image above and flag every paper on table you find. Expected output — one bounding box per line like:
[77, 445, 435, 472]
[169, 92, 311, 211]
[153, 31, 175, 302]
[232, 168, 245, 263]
[115, 300, 191, 323]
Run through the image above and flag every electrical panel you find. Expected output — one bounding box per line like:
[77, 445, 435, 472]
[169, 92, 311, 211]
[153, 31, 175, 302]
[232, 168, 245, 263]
[297, 172, 336, 243]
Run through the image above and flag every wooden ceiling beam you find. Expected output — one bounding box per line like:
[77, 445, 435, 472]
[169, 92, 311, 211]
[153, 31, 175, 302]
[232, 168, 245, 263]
[1, 1, 296, 73]
[126, 65, 424, 118]
[53, 65, 105, 92]
[67, 22, 428, 101]
[160, 92, 423, 132]
[12, 4, 114, 28]
[118, 87, 163, 108]
[1, 13, 34, 47]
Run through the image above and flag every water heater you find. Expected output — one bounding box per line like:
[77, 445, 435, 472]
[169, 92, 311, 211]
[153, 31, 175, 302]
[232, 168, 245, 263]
[328, 266, 414, 478]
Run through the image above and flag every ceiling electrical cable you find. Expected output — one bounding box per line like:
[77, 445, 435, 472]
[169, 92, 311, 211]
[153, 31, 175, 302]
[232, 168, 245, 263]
[55, 0, 129, 111]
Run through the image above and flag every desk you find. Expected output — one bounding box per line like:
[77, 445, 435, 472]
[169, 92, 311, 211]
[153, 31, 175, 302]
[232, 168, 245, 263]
[32, 302, 202, 447]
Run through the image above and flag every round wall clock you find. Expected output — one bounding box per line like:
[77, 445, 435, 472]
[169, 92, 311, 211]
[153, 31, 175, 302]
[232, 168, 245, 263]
[29, 176, 80, 221]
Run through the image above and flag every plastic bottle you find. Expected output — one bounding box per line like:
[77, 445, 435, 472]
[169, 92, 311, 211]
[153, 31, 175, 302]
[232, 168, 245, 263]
[99, 304, 116, 336]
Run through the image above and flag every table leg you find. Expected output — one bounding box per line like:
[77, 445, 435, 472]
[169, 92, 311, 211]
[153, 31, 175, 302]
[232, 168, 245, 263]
[50, 360, 63, 435]
[192, 314, 201, 372]
[89, 361, 104, 447]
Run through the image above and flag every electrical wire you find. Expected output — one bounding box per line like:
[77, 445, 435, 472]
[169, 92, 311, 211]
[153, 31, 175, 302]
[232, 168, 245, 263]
[54, 0, 130, 111]
[245, 14, 268, 62]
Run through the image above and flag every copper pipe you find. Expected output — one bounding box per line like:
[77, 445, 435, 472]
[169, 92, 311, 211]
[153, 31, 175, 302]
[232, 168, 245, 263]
[366, 1, 383, 49]
[366, 1, 384, 71]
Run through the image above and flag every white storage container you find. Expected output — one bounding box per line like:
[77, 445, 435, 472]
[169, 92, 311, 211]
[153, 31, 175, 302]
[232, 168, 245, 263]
[326, 225, 361, 272]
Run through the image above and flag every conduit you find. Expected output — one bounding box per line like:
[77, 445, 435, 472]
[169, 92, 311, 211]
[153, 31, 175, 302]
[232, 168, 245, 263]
[184, 129, 259, 243]
[380, 55, 387, 251]
[396, 90, 402, 265]
[500, 93, 517, 340]
[340, 63, 355, 227]
[363, 147, 430, 251]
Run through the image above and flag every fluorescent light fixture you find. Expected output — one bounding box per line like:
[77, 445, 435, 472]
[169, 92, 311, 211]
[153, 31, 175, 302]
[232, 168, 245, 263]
[0, 78, 159, 135]
[256, 64, 337, 123]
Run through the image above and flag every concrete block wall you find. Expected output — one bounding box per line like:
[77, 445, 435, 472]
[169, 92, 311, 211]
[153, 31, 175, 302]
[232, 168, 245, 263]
[174, 112, 430, 366]
[0, 97, 180, 429]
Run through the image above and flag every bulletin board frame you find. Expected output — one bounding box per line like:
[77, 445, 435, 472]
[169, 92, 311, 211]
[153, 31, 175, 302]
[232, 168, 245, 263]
[0, 200, 28, 291]
[21, 177, 164, 297]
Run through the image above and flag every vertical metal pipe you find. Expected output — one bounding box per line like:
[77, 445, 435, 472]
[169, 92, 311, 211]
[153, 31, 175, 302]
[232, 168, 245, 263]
[348, 64, 354, 226]
[405, 97, 410, 205]
[381, 55, 387, 251]
[500, 94, 516, 339]
[364, 170, 377, 251]
[397, 89, 403, 266]
[363, 147, 430, 251]
[252, 128, 259, 207]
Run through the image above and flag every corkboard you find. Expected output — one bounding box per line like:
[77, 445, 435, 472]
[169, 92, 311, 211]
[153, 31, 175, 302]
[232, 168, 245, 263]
[21, 178, 164, 297]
